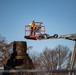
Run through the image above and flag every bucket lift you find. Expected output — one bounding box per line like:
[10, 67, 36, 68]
[24, 22, 46, 40]
[24, 22, 76, 74]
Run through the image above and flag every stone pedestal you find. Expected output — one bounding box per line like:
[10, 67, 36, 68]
[3, 41, 35, 75]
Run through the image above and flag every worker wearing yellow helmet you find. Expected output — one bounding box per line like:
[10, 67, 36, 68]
[29, 21, 36, 35]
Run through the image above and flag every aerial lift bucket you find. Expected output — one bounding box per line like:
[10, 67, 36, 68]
[24, 22, 46, 40]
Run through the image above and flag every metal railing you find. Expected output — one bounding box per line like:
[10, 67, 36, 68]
[0, 69, 76, 75]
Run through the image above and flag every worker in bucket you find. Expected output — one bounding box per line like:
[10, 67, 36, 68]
[29, 21, 36, 35]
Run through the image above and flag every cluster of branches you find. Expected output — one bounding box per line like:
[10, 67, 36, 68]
[0, 34, 12, 66]
[29, 45, 71, 70]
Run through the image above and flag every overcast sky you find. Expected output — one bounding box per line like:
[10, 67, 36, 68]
[0, 0, 76, 53]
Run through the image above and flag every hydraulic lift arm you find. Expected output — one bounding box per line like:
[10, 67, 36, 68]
[38, 33, 76, 41]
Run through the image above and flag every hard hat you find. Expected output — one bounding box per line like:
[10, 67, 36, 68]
[32, 20, 35, 22]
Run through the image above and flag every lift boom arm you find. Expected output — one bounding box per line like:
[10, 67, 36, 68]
[38, 33, 76, 41]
